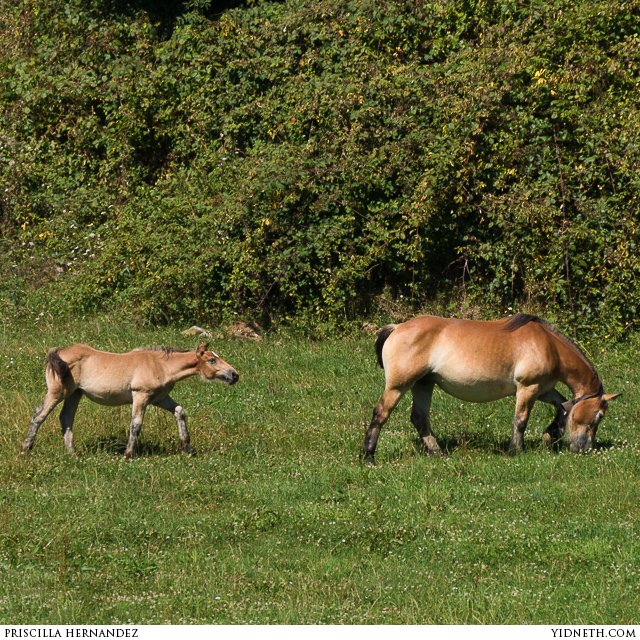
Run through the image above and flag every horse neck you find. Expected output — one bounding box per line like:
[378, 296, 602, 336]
[551, 333, 601, 397]
[160, 351, 200, 384]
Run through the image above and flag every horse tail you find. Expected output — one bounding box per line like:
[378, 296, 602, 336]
[45, 349, 71, 381]
[375, 325, 397, 369]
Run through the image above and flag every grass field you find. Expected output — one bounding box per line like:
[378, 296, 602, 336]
[0, 317, 638, 624]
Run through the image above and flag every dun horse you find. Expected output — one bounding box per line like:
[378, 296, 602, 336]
[22, 342, 239, 457]
[364, 314, 619, 464]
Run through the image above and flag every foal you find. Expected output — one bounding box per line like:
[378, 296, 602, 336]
[22, 342, 239, 457]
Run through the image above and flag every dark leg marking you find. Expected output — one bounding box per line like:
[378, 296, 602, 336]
[410, 380, 441, 455]
[363, 388, 403, 466]
[154, 395, 191, 454]
[60, 389, 83, 454]
[22, 394, 63, 454]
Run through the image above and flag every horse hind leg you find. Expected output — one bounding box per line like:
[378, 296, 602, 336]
[363, 387, 404, 466]
[154, 395, 191, 454]
[411, 380, 441, 455]
[22, 392, 63, 454]
[59, 389, 83, 454]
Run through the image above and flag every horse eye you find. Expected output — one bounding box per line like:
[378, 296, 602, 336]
[207, 357, 217, 364]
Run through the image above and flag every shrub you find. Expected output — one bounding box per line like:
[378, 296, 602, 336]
[1, 0, 638, 335]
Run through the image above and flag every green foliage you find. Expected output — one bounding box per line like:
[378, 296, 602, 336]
[1, 0, 639, 333]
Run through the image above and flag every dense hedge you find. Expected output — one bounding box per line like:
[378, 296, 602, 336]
[1, 0, 639, 334]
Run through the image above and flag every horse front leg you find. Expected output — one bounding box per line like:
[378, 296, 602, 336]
[125, 393, 149, 459]
[22, 392, 63, 454]
[363, 387, 404, 466]
[538, 389, 567, 447]
[154, 395, 191, 454]
[411, 380, 441, 455]
[509, 385, 538, 454]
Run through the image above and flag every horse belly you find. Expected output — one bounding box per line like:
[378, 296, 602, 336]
[433, 375, 516, 403]
[82, 387, 133, 406]
[423, 331, 520, 403]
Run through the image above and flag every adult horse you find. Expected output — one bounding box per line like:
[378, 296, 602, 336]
[22, 342, 239, 457]
[363, 314, 619, 464]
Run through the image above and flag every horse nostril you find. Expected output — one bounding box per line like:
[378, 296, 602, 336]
[230, 371, 239, 384]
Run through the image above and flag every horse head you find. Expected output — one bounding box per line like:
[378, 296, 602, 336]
[196, 343, 239, 385]
[563, 392, 621, 452]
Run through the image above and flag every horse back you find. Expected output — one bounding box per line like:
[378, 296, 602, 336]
[380, 315, 561, 395]
[52, 344, 144, 402]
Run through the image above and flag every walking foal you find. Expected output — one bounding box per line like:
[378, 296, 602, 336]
[22, 342, 239, 457]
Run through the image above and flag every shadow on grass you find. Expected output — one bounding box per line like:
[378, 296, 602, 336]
[407, 434, 508, 458]
[79, 435, 177, 458]
[407, 433, 618, 458]
[592, 438, 616, 451]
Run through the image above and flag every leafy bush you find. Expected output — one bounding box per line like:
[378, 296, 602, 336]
[1, 0, 639, 335]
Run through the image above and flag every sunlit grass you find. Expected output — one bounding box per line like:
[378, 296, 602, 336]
[0, 319, 638, 624]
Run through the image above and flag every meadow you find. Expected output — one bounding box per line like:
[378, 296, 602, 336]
[0, 317, 638, 624]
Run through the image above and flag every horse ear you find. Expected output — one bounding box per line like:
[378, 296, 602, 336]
[196, 342, 209, 357]
[602, 393, 621, 403]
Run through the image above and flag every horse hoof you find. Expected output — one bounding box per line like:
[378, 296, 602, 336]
[363, 454, 376, 467]
[424, 436, 441, 456]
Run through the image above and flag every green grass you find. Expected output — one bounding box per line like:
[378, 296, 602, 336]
[0, 317, 638, 624]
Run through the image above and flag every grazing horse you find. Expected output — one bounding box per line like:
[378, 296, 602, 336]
[363, 314, 619, 464]
[22, 342, 239, 457]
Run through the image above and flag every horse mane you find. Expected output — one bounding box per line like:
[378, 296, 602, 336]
[505, 314, 602, 391]
[504, 313, 545, 331]
[135, 346, 192, 356]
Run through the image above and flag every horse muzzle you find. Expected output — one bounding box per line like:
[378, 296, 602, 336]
[568, 431, 593, 453]
[222, 369, 239, 385]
